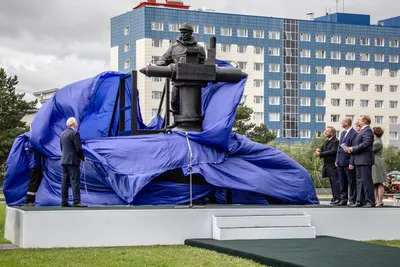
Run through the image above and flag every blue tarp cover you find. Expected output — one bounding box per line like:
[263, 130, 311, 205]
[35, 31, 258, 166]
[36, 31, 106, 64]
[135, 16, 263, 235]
[4, 61, 319, 206]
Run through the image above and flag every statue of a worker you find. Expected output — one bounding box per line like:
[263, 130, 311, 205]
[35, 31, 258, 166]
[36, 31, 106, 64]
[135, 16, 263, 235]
[156, 23, 206, 116]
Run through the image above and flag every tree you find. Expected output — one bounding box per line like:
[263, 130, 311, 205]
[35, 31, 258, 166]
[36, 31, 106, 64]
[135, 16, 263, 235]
[383, 145, 400, 172]
[0, 68, 37, 185]
[233, 103, 276, 144]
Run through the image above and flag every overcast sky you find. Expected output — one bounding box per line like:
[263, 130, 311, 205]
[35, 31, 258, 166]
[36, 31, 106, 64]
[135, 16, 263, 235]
[1, 0, 399, 101]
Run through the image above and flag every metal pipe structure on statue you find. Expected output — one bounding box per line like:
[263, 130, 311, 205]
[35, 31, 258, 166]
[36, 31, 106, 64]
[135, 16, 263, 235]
[139, 36, 247, 132]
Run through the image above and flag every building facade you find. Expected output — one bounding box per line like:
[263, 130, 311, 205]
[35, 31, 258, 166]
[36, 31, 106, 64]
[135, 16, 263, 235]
[110, 1, 400, 146]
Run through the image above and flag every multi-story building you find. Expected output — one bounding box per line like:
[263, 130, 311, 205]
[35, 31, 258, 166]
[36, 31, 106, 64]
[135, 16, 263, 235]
[110, 0, 400, 146]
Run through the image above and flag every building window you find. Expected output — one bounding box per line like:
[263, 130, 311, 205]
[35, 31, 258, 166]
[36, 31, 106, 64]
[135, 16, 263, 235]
[389, 55, 399, 63]
[169, 23, 180, 32]
[300, 130, 311, 138]
[375, 85, 383, 92]
[345, 99, 355, 107]
[390, 101, 398, 109]
[345, 68, 354, 76]
[390, 85, 398, 92]
[269, 47, 280, 56]
[204, 25, 215, 35]
[151, 56, 160, 64]
[124, 43, 130, 52]
[390, 132, 399, 140]
[360, 37, 370, 46]
[238, 61, 247, 71]
[237, 28, 248, 37]
[316, 66, 325, 74]
[316, 98, 325, 107]
[360, 53, 370, 61]
[221, 27, 232, 36]
[331, 67, 340, 75]
[375, 116, 383, 124]
[345, 36, 356, 45]
[360, 84, 369, 92]
[360, 68, 369, 76]
[152, 91, 163, 100]
[152, 22, 163, 31]
[269, 31, 280, 40]
[375, 100, 384, 108]
[390, 70, 398, 77]
[241, 95, 247, 104]
[390, 39, 399, 47]
[360, 100, 369, 107]
[254, 29, 264, 38]
[253, 79, 263, 87]
[253, 112, 264, 120]
[221, 44, 231, 52]
[375, 38, 384, 46]
[331, 35, 341, 44]
[331, 114, 340, 122]
[152, 39, 162, 47]
[316, 82, 325, 90]
[300, 49, 310, 58]
[300, 81, 311, 90]
[346, 115, 355, 121]
[316, 50, 326, 59]
[375, 69, 383, 77]
[254, 95, 263, 104]
[316, 34, 326, 42]
[346, 52, 355, 60]
[124, 59, 130, 69]
[152, 77, 163, 83]
[272, 129, 280, 138]
[192, 25, 199, 33]
[269, 96, 280, 105]
[268, 64, 279, 72]
[375, 54, 384, 62]
[151, 109, 158, 117]
[316, 114, 325, 122]
[233, 45, 246, 54]
[331, 51, 341, 60]
[269, 113, 280, 121]
[124, 25, 130, 35]
[389, 116, 398, 124]
[300, 33, 311, 41]
[300, 97, 310, 106]
[254, 63, 264, 71]
[331, 83, 340, 91]
[269, 80, 280, 89]
[345, 84, 354, 91]
[300, 114, 311, 122]
[331, 98, 340, 106]
[254, 46, 264, 54]
[300, 65, 310, 74]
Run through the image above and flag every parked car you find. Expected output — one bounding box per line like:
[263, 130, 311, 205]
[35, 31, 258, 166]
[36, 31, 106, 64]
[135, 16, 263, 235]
[388, 171, 400, 183]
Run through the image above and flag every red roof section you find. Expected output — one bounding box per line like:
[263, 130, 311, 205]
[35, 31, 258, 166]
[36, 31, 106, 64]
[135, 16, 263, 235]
[134, 0, 190, 10]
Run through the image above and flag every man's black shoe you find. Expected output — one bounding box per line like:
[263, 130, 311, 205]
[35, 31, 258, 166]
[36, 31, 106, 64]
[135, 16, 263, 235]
[330, 199, 340, 205]
[348, 201, 355, 206]
[363, 203, 375, 208]
[336, 201, 348, 206]
[61, 203, 72, 207]
[350, 202, 362, 207]
[73, 203, 88, 208]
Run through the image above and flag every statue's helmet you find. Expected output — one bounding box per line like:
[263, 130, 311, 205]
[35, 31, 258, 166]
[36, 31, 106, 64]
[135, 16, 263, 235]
[179, 23, 194, 32]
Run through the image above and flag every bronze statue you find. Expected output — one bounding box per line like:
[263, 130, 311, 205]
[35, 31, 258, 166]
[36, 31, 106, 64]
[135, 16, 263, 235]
[156, 23, 206, 116]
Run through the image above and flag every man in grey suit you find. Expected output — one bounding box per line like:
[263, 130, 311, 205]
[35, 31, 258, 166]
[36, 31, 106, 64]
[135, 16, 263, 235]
[60, 117, 87, 207]
[347, 115, 375, 208]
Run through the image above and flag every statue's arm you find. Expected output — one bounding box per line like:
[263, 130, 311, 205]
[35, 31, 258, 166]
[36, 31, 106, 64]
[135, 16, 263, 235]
[199, 46, 206, 64]
[156, 45, 173, 66]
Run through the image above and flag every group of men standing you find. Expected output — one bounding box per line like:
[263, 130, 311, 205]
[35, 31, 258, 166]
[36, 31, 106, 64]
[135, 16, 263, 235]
[316, 115, 376, 208]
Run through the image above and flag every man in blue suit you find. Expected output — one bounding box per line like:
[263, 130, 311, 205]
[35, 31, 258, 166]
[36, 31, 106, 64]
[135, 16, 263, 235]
[60, 117, 87, 207]
[347, 115, 375, 208]
[335, 118, 357, 206]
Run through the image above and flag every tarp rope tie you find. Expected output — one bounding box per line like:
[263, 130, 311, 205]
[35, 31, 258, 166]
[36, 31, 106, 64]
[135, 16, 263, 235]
[185, 131, 194, 208]
[81, 161, 96, 206]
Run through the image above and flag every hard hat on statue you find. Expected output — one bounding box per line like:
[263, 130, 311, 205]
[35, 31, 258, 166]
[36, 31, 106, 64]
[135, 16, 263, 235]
[179, 23, 194, 32]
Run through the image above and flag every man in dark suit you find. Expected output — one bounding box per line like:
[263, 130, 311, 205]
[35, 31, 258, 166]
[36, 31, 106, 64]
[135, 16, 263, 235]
[347, 115, 375, 208]
[335, 118, 358, 206]
[315, 126, 340, 205]
[60, 117, 87, 207]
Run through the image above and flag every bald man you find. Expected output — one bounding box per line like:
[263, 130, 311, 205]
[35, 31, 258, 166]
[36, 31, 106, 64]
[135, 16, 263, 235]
[60, 117, 87, 207]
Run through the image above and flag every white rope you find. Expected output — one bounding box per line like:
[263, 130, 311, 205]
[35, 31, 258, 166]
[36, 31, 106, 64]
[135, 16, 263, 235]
[80, 161, 96, 205]
[185, 131, 193, 207]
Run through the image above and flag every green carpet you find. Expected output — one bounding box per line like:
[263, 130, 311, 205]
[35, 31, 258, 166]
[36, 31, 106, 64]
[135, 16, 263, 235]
[185, 236, 400, 267]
